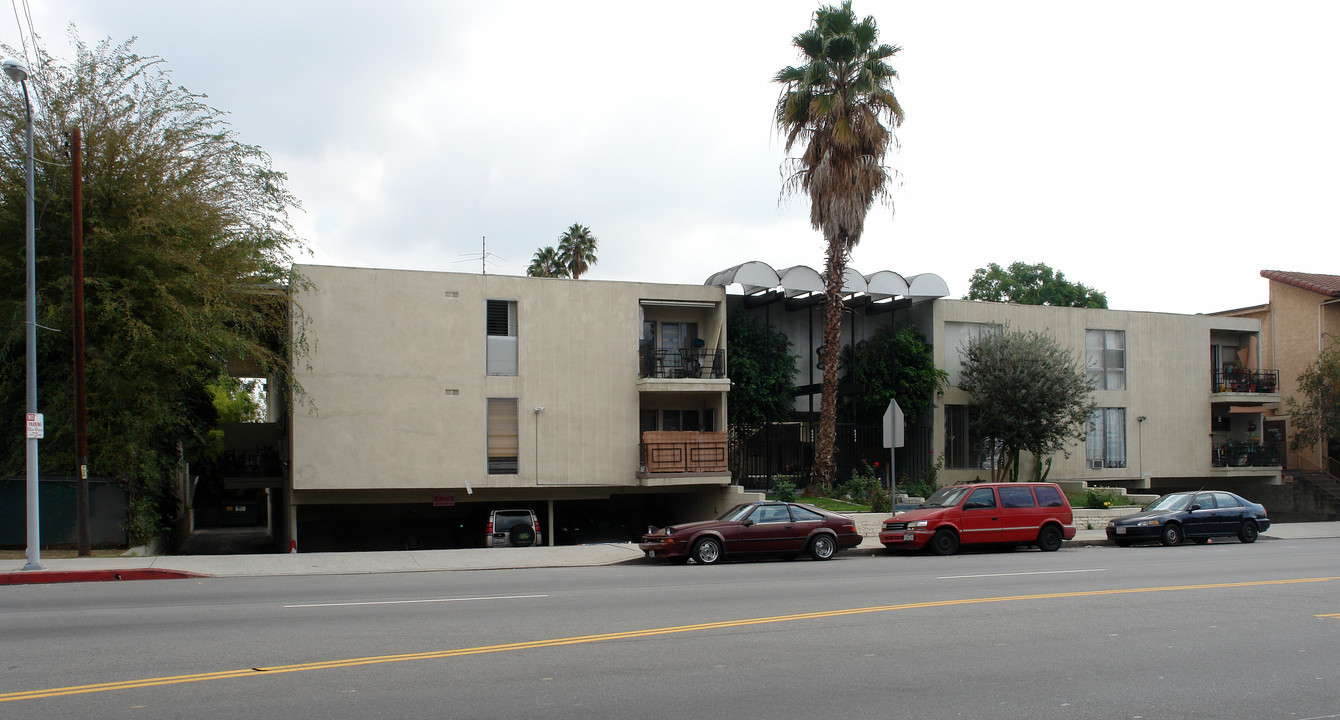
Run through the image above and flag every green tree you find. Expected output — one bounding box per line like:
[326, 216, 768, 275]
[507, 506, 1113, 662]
[957, 328, 1095, 481]
[1285, 339, 1340, 454]
[0, 35, 306, 542]
[966, 262, 1108, 308]
[556, 223, 598, 279]
[775, 1, 903, 489]
[726, 313, 799, 482]
[840, 326, 945, 426]
[526, 245, 568, 278]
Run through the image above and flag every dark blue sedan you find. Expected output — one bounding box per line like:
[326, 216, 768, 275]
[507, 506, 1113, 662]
[1106, 491, 1270, 547]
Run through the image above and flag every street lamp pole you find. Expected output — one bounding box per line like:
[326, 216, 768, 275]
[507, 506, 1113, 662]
[5, 58, 42, 571]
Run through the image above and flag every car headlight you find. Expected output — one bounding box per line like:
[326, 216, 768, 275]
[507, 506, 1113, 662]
[1135, 519, 1162, 527]
[910, 520, 929, 529]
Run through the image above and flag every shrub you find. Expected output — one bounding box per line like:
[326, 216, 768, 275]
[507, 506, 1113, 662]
[1082, 487, 1121, 509]
[771, 478, 798, 503]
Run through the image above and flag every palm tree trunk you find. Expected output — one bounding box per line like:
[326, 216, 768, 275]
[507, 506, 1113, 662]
[812, 236, 846, 491]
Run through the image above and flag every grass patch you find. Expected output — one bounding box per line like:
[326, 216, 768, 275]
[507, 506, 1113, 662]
[771, 495, 871, 513]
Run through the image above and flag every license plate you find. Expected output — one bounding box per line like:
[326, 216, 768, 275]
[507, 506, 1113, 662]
[646, 550, 657, 558]
[903, 533, 914, 541]
[1115, 527, 1126, 534]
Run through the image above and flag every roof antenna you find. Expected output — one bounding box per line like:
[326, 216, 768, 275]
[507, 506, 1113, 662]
[455, 236, 505, 274]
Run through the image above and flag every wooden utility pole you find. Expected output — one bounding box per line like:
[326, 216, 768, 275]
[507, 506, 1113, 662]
[71, 127, 89, 557]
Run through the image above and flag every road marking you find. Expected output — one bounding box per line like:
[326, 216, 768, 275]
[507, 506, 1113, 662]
[284, 594, 548, 609]
[3, 575, 1336, 704]
[1315, 613, 1340, 620]
[938, 569, 1106, 579]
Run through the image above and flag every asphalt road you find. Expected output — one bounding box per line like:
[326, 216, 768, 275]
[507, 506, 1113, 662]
[3, 539, 1339, 720]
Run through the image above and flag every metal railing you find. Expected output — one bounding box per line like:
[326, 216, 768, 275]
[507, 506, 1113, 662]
[1211, 369, 1279, 394]
[639, 347, 726, 379]
[1211, 440, 1284, 468]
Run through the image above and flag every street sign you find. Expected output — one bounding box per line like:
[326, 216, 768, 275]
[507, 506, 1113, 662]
[25, 412, 43, 439]
[433, 491, 455, 507]
[881, 401, 904, 448]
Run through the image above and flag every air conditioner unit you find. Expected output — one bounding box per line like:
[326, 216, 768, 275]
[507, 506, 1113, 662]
[1088, 459, 1105, 470]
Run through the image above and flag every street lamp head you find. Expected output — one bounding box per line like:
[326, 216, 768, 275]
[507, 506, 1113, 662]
[3, 58, 29, 84]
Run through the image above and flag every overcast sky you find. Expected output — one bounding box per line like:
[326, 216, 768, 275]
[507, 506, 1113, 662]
[11, 1, 1338, 314]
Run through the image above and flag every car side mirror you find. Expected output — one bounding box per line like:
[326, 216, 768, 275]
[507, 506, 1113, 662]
[741, 519, 753, 527]
[1188, 504, 1201, 512]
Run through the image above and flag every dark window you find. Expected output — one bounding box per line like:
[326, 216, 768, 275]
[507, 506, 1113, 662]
[964, 487, 996, 509]
[1034, 485, 1065, 508]
[999, 485, 1037, 509]
[1193, 493, 1217, 510]
[487, 300, 513, 336]
[790, 506, 825, 522]
[1212, 492, 1242, 508]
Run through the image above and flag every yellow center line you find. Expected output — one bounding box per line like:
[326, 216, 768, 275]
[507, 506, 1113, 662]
[4, 575, 1336, 703]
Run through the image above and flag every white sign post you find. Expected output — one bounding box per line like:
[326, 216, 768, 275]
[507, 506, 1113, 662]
[881, 400, 904, 506]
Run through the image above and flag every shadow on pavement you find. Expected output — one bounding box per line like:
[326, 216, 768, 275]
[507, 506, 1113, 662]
[176, 527, 277, 555]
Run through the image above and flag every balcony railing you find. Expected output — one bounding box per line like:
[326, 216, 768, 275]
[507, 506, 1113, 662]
[640, 347, 726, 380]
[1211, 440, 1284, 468]
[640, 431, 728, 474]
[1211, 369, 1278, 394]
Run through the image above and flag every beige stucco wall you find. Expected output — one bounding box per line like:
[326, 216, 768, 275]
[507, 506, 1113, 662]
[929, 299, 1263, 486]
[1260, 281, 1340, 468]
[290, 265, 726, 494]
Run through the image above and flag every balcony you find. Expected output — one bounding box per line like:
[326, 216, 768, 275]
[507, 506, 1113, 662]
[639, 347, 726, 380]
[1211, 368, 1278, 395]
[1211, 440, 1283, 468]
[639, 431, 730, 480]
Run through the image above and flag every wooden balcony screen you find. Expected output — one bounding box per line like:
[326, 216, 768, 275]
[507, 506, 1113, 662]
[642, 431, 729, 474]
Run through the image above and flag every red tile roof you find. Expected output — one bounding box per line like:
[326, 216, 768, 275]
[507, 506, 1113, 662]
[1260, 270, 1340, 298]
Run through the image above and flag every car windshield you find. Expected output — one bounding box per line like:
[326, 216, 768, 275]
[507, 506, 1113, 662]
[922, 487, 971, 508]
[1145, 494, 1193, 512]
[715, 504, 755, 522]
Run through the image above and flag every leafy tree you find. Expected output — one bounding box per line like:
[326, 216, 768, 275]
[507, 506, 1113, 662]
[526, 246, 568, 278]
[839, 326, 946, 426]
[775, 1, 903, 489]
[966, 262, 1108, 308]
[0, 34, 306, 542]
[726, 313, 799, 482]
[957, 328, 1095, 481]
[556, 223, 598, 279]
[1285, 339, 1340, 454]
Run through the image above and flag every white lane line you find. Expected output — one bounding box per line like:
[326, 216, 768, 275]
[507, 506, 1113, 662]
[286, 594, 549, 609]
[938, 569, 1106, 580]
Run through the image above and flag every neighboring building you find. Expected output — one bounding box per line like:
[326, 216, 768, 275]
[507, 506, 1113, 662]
[720, 261, 1284, 501]
[1214, 270, 1340, 475]
[282, 265, 742, 551]
[916, 299, 1280, 494]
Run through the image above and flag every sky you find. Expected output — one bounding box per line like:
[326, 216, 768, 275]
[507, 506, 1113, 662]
[8, 1, 1338, 314]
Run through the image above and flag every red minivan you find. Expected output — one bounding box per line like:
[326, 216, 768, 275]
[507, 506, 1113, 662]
[878, 482, 1076, 555]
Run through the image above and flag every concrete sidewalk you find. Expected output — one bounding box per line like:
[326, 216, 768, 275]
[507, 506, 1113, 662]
[4, 522, 1338, 585]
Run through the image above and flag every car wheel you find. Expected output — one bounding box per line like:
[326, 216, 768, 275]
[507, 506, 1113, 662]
[1113, 539, 1132, 548]
[1160, 523, 1183, 547]
[1238, 521, 1259, 544]
[691, 537, 722, 565]
[929, 529, 960, 556]
[808, 534, 837, 561]
[1036, 525, 1063, 552]
[509, 525, 536, 547]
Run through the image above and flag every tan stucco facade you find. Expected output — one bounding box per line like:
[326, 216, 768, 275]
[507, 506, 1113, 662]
[290, 265, 730, 503]
[922, 299, 1275, 490]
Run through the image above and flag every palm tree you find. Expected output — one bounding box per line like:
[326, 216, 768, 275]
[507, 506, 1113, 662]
[774, 1, 903, 489]
[526, 246, 568, 278]
[556, 223, 599, 280]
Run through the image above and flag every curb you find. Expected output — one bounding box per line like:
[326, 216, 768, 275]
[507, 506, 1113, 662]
[0, 568, 207, 586]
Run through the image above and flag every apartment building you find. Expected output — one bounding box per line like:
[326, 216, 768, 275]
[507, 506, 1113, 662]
[282, 265, 740, 551]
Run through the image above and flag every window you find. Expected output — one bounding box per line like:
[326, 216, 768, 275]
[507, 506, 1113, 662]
[1212, 492, 1241, 509]
[945, 322, 1000, 386]
[945, 405, 1000, 470]
[751, 505, 792, 523]
[1034, 485, 1065, 508]
[998, 485, 1037, 509]
[486, 300, 518, 376]
[1086, 329, 1126, 390]
[486, 398, 518, 474]
[964, 487, 997, 509]
[1086, 408, 1127, 469]
[790, 506, 825, 522]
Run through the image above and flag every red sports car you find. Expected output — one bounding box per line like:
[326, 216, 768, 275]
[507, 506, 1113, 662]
[640, 501, 862, 565]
